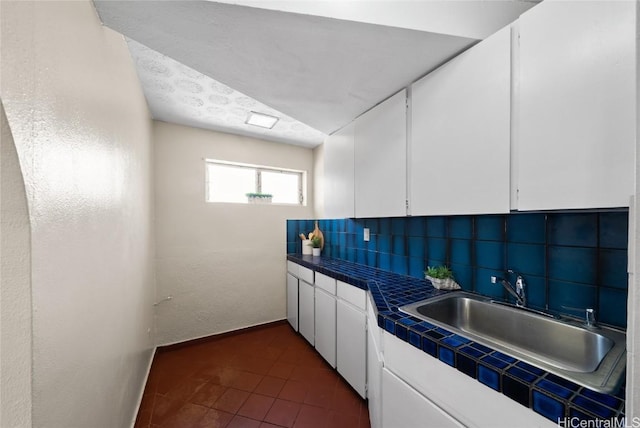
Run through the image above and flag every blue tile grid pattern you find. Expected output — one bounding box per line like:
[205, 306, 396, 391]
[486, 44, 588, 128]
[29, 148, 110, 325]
[287, 211, 629, 329]
[286, 254, 626, 424]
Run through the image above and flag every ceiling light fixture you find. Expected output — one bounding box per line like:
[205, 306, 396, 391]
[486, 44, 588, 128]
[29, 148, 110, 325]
[245, 111, 279, 129]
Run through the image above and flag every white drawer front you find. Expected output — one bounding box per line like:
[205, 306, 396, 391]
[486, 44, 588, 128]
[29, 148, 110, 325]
[337, 280, 366, 311]
[315, 272, 336, 295]
[298, 266, 314, 284]
[287, 261, 299, 277]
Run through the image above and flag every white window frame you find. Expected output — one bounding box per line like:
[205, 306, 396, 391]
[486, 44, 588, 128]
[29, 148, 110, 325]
[205, 159, 307, 205]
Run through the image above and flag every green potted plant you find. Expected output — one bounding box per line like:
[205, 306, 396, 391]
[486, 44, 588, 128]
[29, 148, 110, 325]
[245, 192, 273, 204]
[310, 236, 322, 257]
[424, 265, 461, 290]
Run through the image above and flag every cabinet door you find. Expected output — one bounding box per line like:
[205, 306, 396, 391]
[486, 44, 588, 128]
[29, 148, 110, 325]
[314, 288, 336, 368]
[383, 331, 554, 427]
[354, 90, 407, 218]
[298, 280, 315, 345]
[367, 324, 383, 428]
[410, 25, 511, 216]
[324, 122, 355, 218]
[516, 1, 635, 210]
[286, 273, 298, 331]
[382, 368, 463, 428]
[336, 299, 367, 398]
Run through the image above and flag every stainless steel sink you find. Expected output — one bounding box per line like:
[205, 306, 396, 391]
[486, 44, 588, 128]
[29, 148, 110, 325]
[400, 292, 626, 393]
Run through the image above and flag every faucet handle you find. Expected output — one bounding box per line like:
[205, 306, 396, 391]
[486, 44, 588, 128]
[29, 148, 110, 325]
[585, 308, 597, 328]
[506, 269, 523, 279]
[506, 269, 525, 288]
[561, 305, 597, 328]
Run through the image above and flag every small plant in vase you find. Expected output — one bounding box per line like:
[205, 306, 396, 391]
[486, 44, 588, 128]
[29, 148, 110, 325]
[310, 236, 322, 257]
[425, 265, 461, 290]
[245, 193, 273, 204]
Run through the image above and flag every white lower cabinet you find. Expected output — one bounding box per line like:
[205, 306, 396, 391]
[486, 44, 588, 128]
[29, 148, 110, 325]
[289, 264, 368, 398]
[314, 287, 336, 368]
[289, 262, 556, 427]
[383, 331, 554, 427]
[336, 297, 367, 398]
[382, 368, 463, 428]
[286, 273, 298, 331]
[367, 317, 383, 428]
[298, 279, 315, 345]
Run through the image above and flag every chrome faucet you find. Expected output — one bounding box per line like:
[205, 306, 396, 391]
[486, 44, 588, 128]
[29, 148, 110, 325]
[562, 305, 598, 328]
[491, 270, 526, 307]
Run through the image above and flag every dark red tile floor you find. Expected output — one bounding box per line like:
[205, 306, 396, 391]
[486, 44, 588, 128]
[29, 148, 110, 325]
[135, 321, 371, 428]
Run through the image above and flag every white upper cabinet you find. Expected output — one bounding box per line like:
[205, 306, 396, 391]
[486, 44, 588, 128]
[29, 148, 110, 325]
[354, 90, 407, 218]
[323, 122, 355, 218]
[410, 25, 511, 216]
[515, 0, 635, 210]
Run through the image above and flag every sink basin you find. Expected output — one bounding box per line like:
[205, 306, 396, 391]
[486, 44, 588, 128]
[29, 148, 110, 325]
[400, 292, 626, 393]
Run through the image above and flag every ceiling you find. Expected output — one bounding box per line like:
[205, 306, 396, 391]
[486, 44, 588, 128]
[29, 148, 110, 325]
[126, 38, 327, 146]
[93, 1, 539, 148]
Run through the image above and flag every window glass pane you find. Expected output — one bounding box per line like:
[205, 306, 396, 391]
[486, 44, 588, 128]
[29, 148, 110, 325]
[261, 170, 300, 204]
[207, 163, 255, 203]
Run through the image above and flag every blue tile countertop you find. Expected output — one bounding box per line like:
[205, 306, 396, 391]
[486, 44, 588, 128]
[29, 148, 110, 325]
[287, 254, 626, 424]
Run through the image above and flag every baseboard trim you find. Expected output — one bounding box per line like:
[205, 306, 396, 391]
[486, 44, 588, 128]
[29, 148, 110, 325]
[157, 319, 288, 353]
[129, 345, 156, 428]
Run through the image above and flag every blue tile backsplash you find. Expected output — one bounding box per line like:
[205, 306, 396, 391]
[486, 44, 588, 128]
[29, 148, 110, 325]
[287, 210, 628, 328]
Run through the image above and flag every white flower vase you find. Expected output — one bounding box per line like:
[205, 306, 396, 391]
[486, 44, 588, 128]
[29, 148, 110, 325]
[247, 195, 272, 204]
[425, 275, 461, 290]
[302, 240, 312, 255]
[312, 248, 321, 257]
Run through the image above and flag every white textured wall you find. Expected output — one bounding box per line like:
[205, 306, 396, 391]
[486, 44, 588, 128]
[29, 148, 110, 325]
[154, 121, 314, 345]
[313, 143, 325, 219]
[1, 102, 33, 428]
[628, 195, 638, 419]
[1, 2, 155, 427]
[629, 0, 640, 419]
